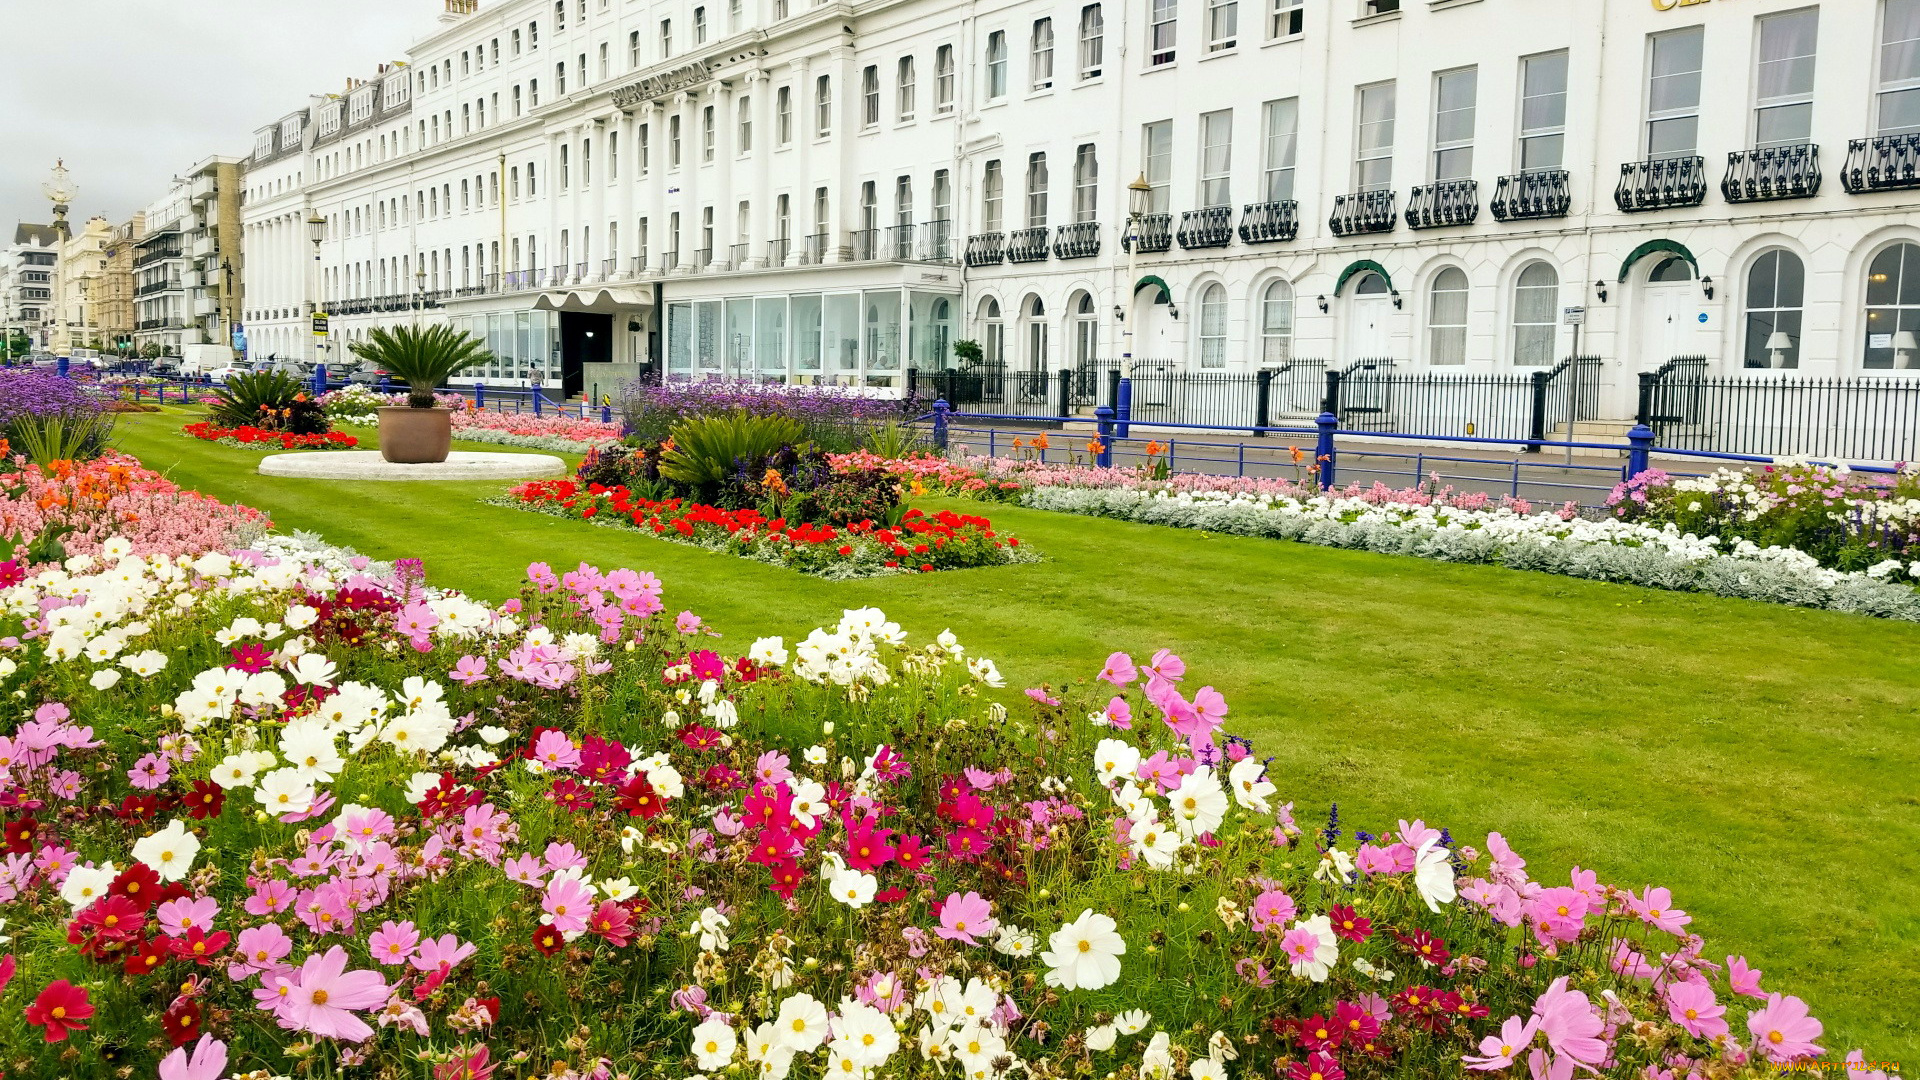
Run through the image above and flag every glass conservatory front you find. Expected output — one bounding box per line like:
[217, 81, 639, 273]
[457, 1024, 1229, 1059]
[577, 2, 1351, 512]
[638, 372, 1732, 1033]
[665, 288, 957, 388]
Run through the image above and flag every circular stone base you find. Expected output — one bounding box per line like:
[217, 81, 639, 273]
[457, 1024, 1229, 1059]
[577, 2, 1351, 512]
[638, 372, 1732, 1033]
[259, 450, 569, 482]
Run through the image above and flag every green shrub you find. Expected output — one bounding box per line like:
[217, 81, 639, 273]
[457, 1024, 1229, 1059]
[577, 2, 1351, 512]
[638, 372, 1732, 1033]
[209, 372, 331, 434]
[660, 411, 805, 490]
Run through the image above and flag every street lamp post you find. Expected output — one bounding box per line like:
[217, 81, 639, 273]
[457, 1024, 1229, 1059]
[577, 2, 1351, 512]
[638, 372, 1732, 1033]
[307, 212, 328, 374]
[413, 268, 427, 328]
[1116, 173, 1152, 439]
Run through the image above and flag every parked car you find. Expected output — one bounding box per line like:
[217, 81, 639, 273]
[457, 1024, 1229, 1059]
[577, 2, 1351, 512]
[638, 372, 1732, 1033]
[207, 364, 251, 382]
[346, 366, 390, 386]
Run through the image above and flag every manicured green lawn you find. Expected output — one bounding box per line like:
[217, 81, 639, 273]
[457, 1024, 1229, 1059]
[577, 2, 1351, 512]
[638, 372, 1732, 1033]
[116, 409, 1920, 1056]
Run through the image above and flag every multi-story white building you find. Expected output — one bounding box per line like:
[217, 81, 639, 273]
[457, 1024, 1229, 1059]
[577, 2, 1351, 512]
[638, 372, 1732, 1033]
[134, 158, 246, 357]
[238, 0, 1920, 419]
[3, 225, 61, 349]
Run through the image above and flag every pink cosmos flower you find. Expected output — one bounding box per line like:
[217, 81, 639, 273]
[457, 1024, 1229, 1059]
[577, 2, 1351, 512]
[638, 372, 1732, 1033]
[129, 753, 171, 790]
[1248, 889, 1297, 932]
[1608, 938, 1654, 981]
[157, 895, 219, 937]
[369, 920, 421, 966]
[1144, 648, 1185, 683]
[1485, 832, 1528, 886]
[1727, 955, 1765, 999]
[1664, 979, 1727, 1039]
[1746, 993, 1824, 1063]
[1462, 1015, 1539, 1071]
[934, 891, 997, 946]
[1024, 687, 1061, 707]
[1097, 652, 1137, 687]
[1523, 1048, 1574, 1080]
[503, 853, 546, 887]
[543, 841, 589, 871]
[411, 934, 478, 975]
[753, 751, 793, 786]
[675, 611, 704, 634]
[530, 730, 581, 772]
[541, 876, 595, 933]
[1628, 886, 1691, 935]
[245, 879, 296, 916]
[159, 1035, 228, 1080]
[276, 945, 390, 1042]
[449, 656, 490, 685]
[1531, 977, 1606, 1067]
[230, 923, 293, 981]
[1102, 697, 1134, 729]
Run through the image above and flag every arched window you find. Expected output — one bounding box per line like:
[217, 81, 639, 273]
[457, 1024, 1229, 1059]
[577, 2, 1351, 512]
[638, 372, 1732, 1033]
[1260, 279, 1294, 364]
[1511, 262, 1558, 367]
[979, 297, 1005, 366]
[1744, 249, 1804, 369]
[1071, 292, 1099, 367]
[1648, 254, 1694, 283]
[1197, 283, 1228, 368]
[1354, 271, 1389, 296]
[1427, 267, 1469, 365]
[1024, 294, 1049, 373]
[1865, 242, 1920, 369]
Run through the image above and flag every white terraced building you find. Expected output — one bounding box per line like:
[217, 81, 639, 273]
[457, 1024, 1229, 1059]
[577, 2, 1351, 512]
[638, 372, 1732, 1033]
[237, 0, 1920, 443]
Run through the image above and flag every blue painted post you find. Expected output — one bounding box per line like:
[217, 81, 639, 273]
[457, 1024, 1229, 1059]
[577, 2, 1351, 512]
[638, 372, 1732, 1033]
[56, 356, 69, 378]
[313, 364, 327, 395]
[1627, 423, 1655, 479]
[1115, 377, 1133, 440]
[474, 381, 486, 409]
[533, 387, 544, 416]
[1315, 411, 1339, 490]
[601, 404, 613, 424]
[932, 398, 950, 451]
[1094, 405, 1114, 467]
[378, 374, 391, 394]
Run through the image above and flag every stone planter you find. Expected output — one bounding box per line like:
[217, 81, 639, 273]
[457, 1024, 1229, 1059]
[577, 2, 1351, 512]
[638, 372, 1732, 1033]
[377, 406, 453, 464]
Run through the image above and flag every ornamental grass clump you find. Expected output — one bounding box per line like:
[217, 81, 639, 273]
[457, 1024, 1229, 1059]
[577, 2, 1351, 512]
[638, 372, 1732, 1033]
[0, 540, 1884, 1076]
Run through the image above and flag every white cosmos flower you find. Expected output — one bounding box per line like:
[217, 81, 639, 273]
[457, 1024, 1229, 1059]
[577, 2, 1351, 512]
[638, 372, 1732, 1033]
[1140, 1032, 1174, 1080]
[254, 768, 316, 816]
[746, 1022, 797, 1080]
[285, 652, 337, 687]
[1113, 1010, 1151, 1035]
[284, 604, 319, 630]
[1084, 1025, 1118, 1052]
[827, 864, 877, 909]
[1190, 1056, 1229, 1080]
[749, 636, 789, 666]
[279, 721, 343, 783]
[89, 669, 122, 691]
[991, 923, 1037, 957]
[1040, 908, 1126, 991]
[691, 1017, 738, 1070]
[130, 819, 200, 882]
[1413, 835, 1457, 913]
[1127, 815, 1181, 869]
[1314, 847, 1355, 883]
[119, 650, 169, 677]
[775, 993, 830, 1051]
[1166, 766, 1228, 837]
[1093, 739, 1141, 786]
[1283, 915, 1339, 982]
[1227, 756, 1275, 813]
[832, 1000, 899, 1066]
[948, 1024, 1007, 1071]
[58, 862, 117, 909]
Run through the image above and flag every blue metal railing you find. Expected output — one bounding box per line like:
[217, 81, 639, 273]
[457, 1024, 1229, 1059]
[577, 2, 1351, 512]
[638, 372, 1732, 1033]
[122, 373, 618, 424]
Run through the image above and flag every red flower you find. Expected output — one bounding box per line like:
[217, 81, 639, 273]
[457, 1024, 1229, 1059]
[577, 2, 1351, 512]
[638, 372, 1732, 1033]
[531, 925, 566, 955]
[123, 936, 170, 976]
[23, 980, 93, 1042]
[1296, 1013, 1342, 1051]
[1286, 1051, 1345, 1080]
[161, 997, 203, 1046]
[1, 816, 36, 854]
[588, 900, 633, 947]
[183, 780, 225, 820]
[1326, 904, 1371, 942]
[765, 858, 805, 899]
[837, 545, 854, 556]
[616, 775, 664, 818]
[169, 926, 232, 966]
[1395, 929, 1451, 965]
[108, 862, 162, 909]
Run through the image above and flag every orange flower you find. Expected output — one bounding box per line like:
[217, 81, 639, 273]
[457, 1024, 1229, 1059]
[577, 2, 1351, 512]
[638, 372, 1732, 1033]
[1144, 440, 1163, 457]
[1012, 437, 1026, 449]
[1086, 438, 1105, 455]
[1032, 434, 1051, 450]
[1289, 445, 1305, 464]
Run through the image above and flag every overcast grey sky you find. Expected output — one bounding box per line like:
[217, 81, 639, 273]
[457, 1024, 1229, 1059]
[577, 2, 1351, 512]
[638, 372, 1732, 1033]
[0, 0, 437, 231]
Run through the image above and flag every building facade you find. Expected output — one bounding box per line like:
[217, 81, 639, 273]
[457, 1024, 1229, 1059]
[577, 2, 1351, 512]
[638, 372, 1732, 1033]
[53, 215, 115, 352]
[2, 225, 60, 349]
[98, 214, 147, 351]
[134, 159, 247, 357]
[236, 0, 1920, 415]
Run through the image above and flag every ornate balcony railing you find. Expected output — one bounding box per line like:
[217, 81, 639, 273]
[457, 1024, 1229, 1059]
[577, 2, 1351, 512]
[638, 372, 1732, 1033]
[1328, 190, 1397, 237]
[1177, 206, 1234, 249]
[1238, 200, 1298, 243]
[1052, 221, 1101, 259]
[767, 238, 791, 266]
[922, 220, 954, 261]
[728, 243, 750, 268]
[965, 232, 1005, 267]
[1490, 169, 1571, 221]
[1405, 178, 1480, 229]
[1723, 144, 1821, 203]
[803, 233, 828, 265]
[1614, 156, 1708, 212]
[1120, 212, 1173, 254]
[850, 230, 878, 261]
[1007, 226, 1051, 263]
[1841, 134, 1920, 194]
[887, 224, 917, 261]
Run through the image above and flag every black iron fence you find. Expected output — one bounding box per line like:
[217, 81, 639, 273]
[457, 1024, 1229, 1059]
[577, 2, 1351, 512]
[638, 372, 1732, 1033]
[1637, 357, 1920, 462]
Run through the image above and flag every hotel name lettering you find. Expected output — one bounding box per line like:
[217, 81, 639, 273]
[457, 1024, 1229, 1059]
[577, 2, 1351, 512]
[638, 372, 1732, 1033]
[1651, 0, 1714, 9]
[612, 61, 713, 107]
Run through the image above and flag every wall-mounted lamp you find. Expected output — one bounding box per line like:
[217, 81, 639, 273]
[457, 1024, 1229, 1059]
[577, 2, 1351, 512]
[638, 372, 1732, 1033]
[1113, 304, 1124, 321]
[1594, 281, 1609, 303]
[1391, 290, 1403, 310]
[1167, 303, 1180, 320]
[1317, 295, 1329, 314]
[1701, 275, 1714, 301]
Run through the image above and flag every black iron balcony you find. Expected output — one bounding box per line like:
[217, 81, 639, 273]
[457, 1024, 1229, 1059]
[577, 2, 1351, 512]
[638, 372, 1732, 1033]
[1120, 212, 1173, 254]
[1723, 144, 1821, 203]
[631, 256, 649, 277]
[803, 232, 828, 265]
[575, 261, 590, 281]
[729, 243, 750, 268]
[1491, 170, 1571, 221]
[134, 247, 183, 268]
[1177, 207, 1234, 249]
[1614, 156, 1707, 212]
[887, 224, 916, 260]
[602, 258, 620, 279]
[1053, 221, 1101, 259]
[1406, 178, 1480, 229]
[767, 238, 791, 266]
[1238, 200, 1298, 243]
[1328, 190, 1397, 236]
[1842, 134, 1920, 194]
[850, 229, 878, 261]
[1007, 226, 1050, 263]
[965, 232, 1006, 267]
[922, 220, 954, 261]
[660, 250, 680, 272]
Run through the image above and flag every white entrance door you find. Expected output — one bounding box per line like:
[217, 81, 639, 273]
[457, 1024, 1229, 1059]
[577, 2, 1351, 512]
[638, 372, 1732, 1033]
[1350, 296, 1392, 359]
[1639, 283, 1698, 370]
[1132, 293, 1174, 365]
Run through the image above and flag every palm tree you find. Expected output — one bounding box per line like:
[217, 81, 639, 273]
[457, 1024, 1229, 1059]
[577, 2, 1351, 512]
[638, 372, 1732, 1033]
[347, 325, 492, 409]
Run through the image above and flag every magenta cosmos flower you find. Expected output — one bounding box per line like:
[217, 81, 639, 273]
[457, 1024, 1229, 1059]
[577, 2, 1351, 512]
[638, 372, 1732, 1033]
[1746, 993, 1824, 1062]
[1097, 652, 1137, 687]
[934, 891, 998, 946]
[276, 945, 389, 1042]
[1663, 979, 1728, 1039]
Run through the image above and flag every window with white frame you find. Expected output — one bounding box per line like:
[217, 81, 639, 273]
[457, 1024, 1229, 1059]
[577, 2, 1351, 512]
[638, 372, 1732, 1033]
[862, 66, 880, 127]
[609, 130, 618, 178]
[1207, 0, 1237, 53]
[660, 19, 672, 57]
[981, 297, 1005, 363]
[982, 159, 1005, 232]
[1646, 27, 1704, 158]
[1427, 267, 1468, 365]
[738, 97, 752, 153]
[933, 169, 952, 230]
[1080, 6, 1104, 78]
[1024, 295, 1048, 372]
[1354, 82, 1395, 192]
[1753, 9, 1818, 147]
[1431, 67, 1477, 181]
[702, 106, 715, 161]
[599, 43, 609, 80]
[1269, 0, 1302, 39]
[694, 7, 707, 43]
[669, 114, 682, 167]
[639, 122, 650, 174]
[1143, 119, 1173, 212]
[1512, 262, 1558, 367]
[1026, 152, 1049, 226]
[1519, 51, 1568, 172]
[1744, 249, 1805, 369]
[1150, 0, 1177, 65]
[898, 57, 916, 120]
[1261, 98, 1298, 202]
[1863, 242, 1920, 367]
[1261, 279, 1294, 363]
[935, 46, 956, 111]
[986, 32, 1008, 99]
[1196, 285, 1228, 368]
[816, 75, 832, 137]
[630, 31, 641, 68]
[1032, 19, 1055, 89]
[1198, 110, 1232, 207]
[1881, 0, 1920, 135]
[1073, 144, 1098, 221]
[777, 87, 792, 145]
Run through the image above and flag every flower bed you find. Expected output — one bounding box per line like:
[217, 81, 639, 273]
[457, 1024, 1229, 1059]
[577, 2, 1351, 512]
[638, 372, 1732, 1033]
[329, 397, 622, 453]
[0, 368, 115, 460]
[1, 451, 271, 564]
[623, 378, 916, 450]
[829, 450, 1026, 501]
[504, 477, 1033, 577]
[0, 536, 1884, 1077]
[182, 421, 360, 450]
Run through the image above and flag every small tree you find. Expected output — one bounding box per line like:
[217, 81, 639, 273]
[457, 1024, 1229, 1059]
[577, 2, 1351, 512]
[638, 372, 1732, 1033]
[348, 325, 492, 408]
[951, 339, 984, 366]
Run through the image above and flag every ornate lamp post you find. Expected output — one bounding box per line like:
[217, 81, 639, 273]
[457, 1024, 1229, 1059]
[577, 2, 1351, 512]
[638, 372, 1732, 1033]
[42, 161, 77, 357]
[1119, 173, 1152, 379]
[307, 211, 327, 368]
[413, 268, 427, 328]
